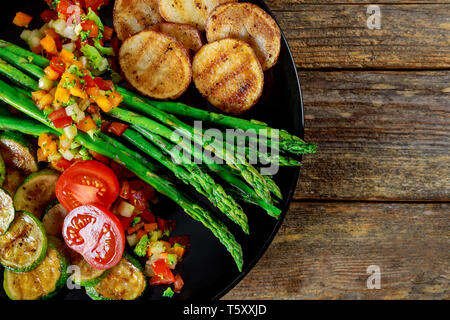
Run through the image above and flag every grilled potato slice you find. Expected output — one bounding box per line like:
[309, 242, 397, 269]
[159, 0, 237, 31]
[157, 22, 204, 54]
[119, 30, 192, 100]
[192, 38, 263, 115]
[113, 0, 163, 41]
[205, 2, 281, 70]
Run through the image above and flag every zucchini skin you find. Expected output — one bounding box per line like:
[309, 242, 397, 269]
[3, 237, 69, 300]
[0, 130, 38, 173]
[40, 237, 69, 300]
[13, 168, 59, 219]
[85, 252, 146, 300]
[0, 211, 48, 272]
[77, 268, 110, 287]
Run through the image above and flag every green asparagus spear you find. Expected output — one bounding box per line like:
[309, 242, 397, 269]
[0, 80, 243, 271]
[121, 129, 249, 234]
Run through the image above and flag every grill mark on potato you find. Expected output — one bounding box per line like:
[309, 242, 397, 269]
[206, 57, 251, 97]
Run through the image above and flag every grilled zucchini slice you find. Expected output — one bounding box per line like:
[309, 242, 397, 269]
[0, 130, 38, 174]
[13, 169, 59, 219]
[85, 253, 146, 300]
[42, 200, 67, 237]
[70, 251, 110, 287]
[3, 237, 69, 300]
[0, 211, 47, 272]
[0, 187, 14, 235]
[1, 168, 25, 196]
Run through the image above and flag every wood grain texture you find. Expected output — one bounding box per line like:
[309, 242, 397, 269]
[222, 201, 450, 300]
[269, 4, 450, 69]
[295, 70, 450, 201]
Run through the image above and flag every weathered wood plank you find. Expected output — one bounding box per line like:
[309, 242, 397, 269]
[294, 70, 450, 201]
[270, 5, 450, 69]
[223, 201, 450, 300]
[267, 0, 450, 10]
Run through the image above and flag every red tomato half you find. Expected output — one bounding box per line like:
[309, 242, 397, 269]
[63, 204, 125, 269]
[56, 160, 119, 211]
[149, 259, 175, 285]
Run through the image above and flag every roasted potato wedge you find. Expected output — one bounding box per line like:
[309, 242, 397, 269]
[157, 22, 204, 54]
[159, 0, 237, 31]
[113, 0, 163, 41]
[192, 38, 264, 115]
[119, 30, 192, 100]
[205, 2, 281, 70]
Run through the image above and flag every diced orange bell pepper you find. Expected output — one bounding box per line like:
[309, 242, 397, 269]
[136, 229, 146, 240]
[38, 133, 52, 148]
[70, 87, 88, 99]
[108, 91, 123, 109]
[86, 86, 100, 98]
[103, 26, 114, 41]
[77, 116, 97, 133]
[37, 148, 46, 162]
[144, 223, 158, 233]
[40, 35, 58, 55]
[44, 66, 60, 81]
[13, 12, 32, 27]
[60, 49, 75, 63]
[38, 93, 54, 109]
[95, 96, 113, 112]
[55, 86, 71, 104]
[43, 140, 57, 156]
[171, 246, 185, 259]
[32, 90, 47, 103]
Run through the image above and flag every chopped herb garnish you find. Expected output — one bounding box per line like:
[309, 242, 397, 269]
[162, 287, 175, 298]
[131, 217, 141, 227]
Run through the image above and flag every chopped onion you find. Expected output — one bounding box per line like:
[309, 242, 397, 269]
[118, 201, 135, 217]
[62, 42, 75, 52]
[98, 58, 109, 72]
[50, 19, 67, 35]
[59, 135, 71, 150]
[20, 30, 32, 41]
[145, 259, 156, 277]
[127, 234, 138, 247]
[74, 24, 82, 36]
[28, 30, 42, 49]
[65, 104, 85, 123]
[38, 76, 53, 91]
[61, 149, 75, 161]
[39, 23, 49, 34]
[78, 99, 90, 112]
[80, 56, 88, 68]
[63, 26, 77, 40]
[63, 125, 77, 140]
[48, 153, 62, 162]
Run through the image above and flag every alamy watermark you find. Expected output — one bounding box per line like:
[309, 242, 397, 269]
[169, 121, 281, 175]
[367, 265, 381, 289]
[366, 5, 381, 30]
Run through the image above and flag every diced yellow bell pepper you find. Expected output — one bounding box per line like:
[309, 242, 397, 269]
[40, 35, 57, 55]
[55, 86, 71, 104]
[95, 96, 113, 112]
[44, 66, 60, 81]
[60, 49, 74, 63]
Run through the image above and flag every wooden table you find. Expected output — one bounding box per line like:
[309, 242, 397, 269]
[223, 0, 449, 300]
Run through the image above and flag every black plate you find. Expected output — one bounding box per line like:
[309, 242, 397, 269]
[0, 0, 303, 300]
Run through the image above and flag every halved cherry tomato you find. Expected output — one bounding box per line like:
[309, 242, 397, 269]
[129, 190, 146, 211]
[129, 179, 156, 200]
[53, 116, 73, 128]
[63, 204, 125, 269]
[56, 158, 73, 170]
[108, 122, 128, 136]
[55, 160, 119, 211]
[149, 259, 175, 285]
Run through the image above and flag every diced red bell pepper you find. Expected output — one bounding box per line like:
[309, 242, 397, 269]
[119, 181, 130, 199]
[108, 122, 128, 136]
[149, 259, 175, 285]
[127, 222, 144, 235]
[49, 56, 66, 75]
[140, 209, 156, 224]
[81, 20, 99, 38]
[94, 77, 114, 91]
[89, 151, 110, 165]
[111, 37, 120, 56]
[173, 273, 184, 293]
[157, 218, 176, 235]
[57, 0, 73, 16]
[56, 158, 73, 170]
[82, 74, 96, 88]
[169, 235, 190, 248]
[41, 9, 57, 23]
[53, 116, 73, 129]
[129, 190, 147, 211]
[118, 215, 134, 230]
[48, 108, 67, 122]
[103, 26, 114, 41]
[85, 0, 105, 11]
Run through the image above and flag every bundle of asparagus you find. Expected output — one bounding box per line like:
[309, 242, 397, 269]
[0, 40, 316, 271]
